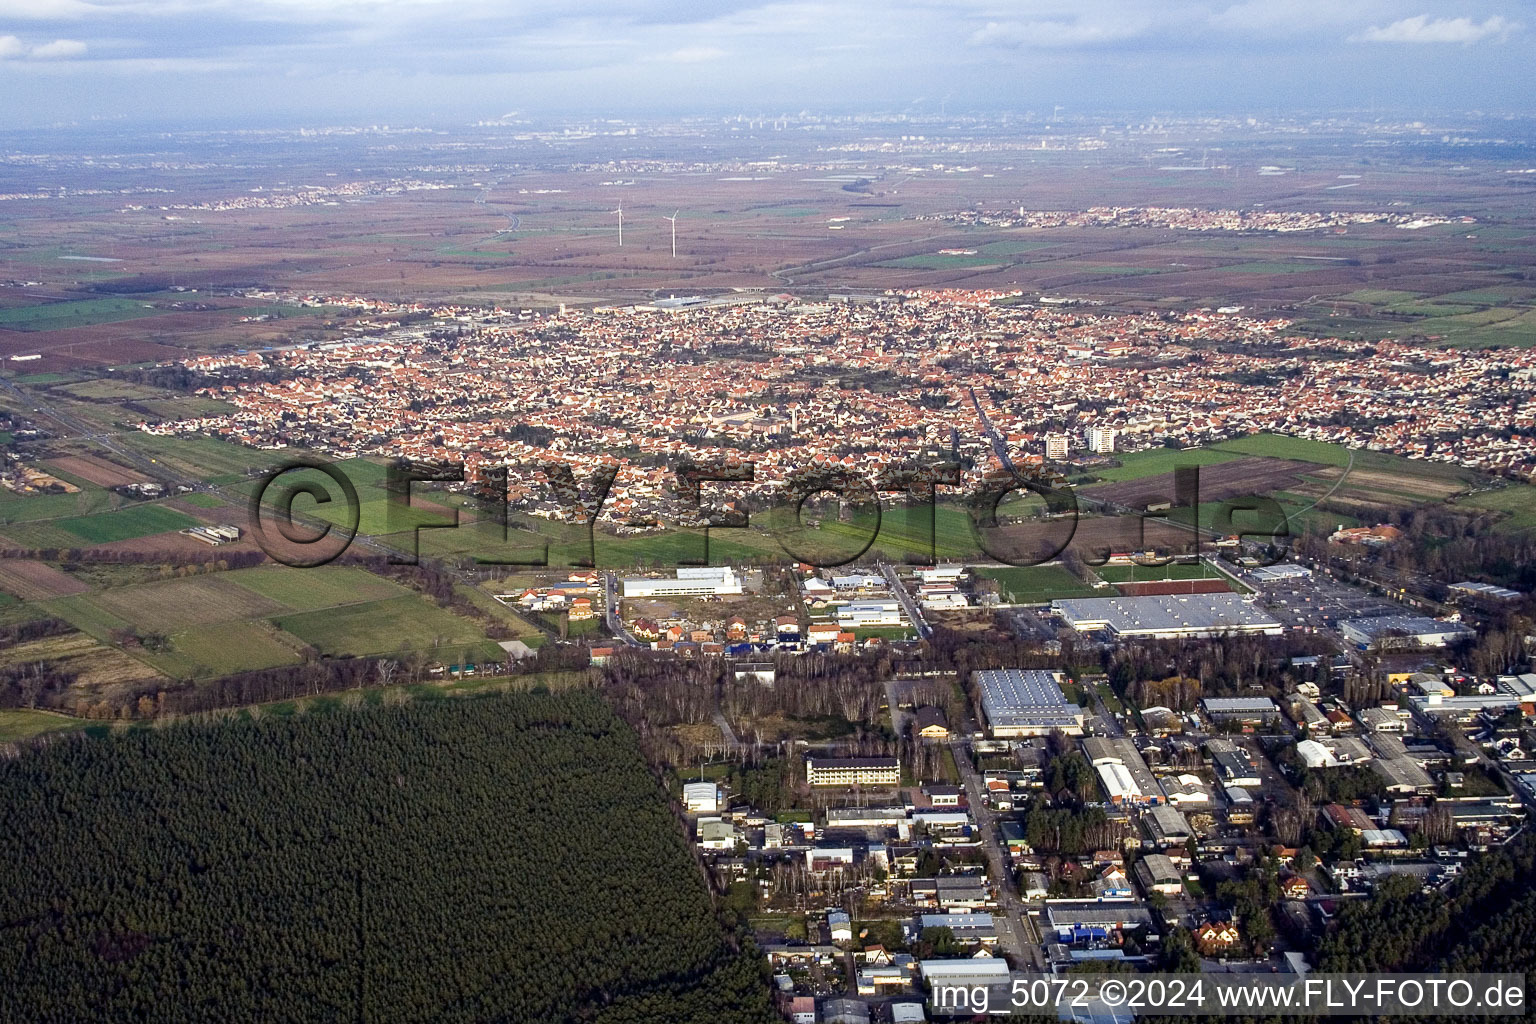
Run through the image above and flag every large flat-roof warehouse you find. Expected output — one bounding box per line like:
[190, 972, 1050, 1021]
[975, 668, 1085, 737]
[1051, 593, 1283, 639]
[1339, 615, 1475, 650]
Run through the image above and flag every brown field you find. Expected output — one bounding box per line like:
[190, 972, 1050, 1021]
[0, 630, 164, 691]
[92, 575, 286, 631]
[1083, 458, 1313, 507]
[0, 559, 91, 600]
[990, 513, 1202, 563]
[1307, 465, 1467, 501]
[46, 454, 151, 488]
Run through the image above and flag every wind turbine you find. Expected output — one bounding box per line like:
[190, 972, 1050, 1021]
[665, 210, 679, 258]
[614, 199, 623, 247]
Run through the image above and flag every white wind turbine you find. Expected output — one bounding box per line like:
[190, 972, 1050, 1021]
[614, 199, 624, 247]
[665, 210, 679, 258]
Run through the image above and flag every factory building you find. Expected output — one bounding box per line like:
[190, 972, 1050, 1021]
[1053, 594, 1283, 639]
[975, 668, 1084, 737]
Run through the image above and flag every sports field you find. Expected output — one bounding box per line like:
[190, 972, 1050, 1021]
[975, 563, 1100, 604]
[1093, 561, 1224, 583]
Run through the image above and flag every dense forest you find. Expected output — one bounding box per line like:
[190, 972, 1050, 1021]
[0, 691, 779, 1024]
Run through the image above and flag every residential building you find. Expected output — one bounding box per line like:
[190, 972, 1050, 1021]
[806, 757, 901, 788]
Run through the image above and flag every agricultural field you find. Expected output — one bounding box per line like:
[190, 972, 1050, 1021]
[29, 564, 496, 679]
[115, 432, 282, 483]
[0, 708, 83, 743]
[4, 502, 198, 547]
[228, 564, 410, 612]
[0, 297, 163, 332]
[0, 559, 90, 600]
[91, 575, 285, 632]
[1461, 485, 1536, 533]
[143, 619, 304, 678]
[975, 563, 1100, 604]
[0, 482, 118, 526]
[1090, 447, 1250, 483]
[0, 629, 165, 693]
[276, 593, 495, 659]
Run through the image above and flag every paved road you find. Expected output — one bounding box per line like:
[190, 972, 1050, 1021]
[948, 735, 1046, 971]
[878, 562, 932, 639]
[601, 571, 644, 647]
[1082, 677, 1126, 739]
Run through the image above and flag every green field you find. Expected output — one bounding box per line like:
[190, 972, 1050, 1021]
[977, 239, 1058, 256]
[976, 563, 1100, 604]
[1092, 447, 1249, 483]
[227, 564, 410, 612]
[1211, 433, 1354, 468]
[1462, 485, 1536, 533]
[0, 708, 83, 742]
[179, 492, 224, 508]
[0, 297, 163, 332]
[117, 432, 282, 483]
[142, 620, 303, 678]
[276, 593, 491, 657]
[877, 253, 1003, 269]
[50, 503, 197, 544]
[0, 484, 117, 526]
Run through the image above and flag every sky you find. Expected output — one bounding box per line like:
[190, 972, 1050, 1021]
[0, 0, 1531, 126]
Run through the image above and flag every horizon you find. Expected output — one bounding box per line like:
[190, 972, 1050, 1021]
[0, 1, 1532, 128]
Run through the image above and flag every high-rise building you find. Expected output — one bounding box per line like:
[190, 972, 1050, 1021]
[1044, 432, 1070, 461]
[1088, 425, 1117, 453]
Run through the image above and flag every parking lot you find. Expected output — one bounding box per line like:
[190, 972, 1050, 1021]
[1244, 569, 1404, 633]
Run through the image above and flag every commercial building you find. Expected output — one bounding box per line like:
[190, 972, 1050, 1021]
[682, 781, 720, 814]
[1135, 854, 1184, 895]
[1143, 805, 1194, 847]
[917, 913, 998, 946]
[1083, 737, 1160, 806]
[1449, 581, 1522, 602]
[1053, 594, 1283, 639]
[975, 668, 1085, 737]
[919, 958, 1010, 989]
[1042, 900, 1154, 940]
[806, 757, 901, 788]
[1201, 696, 1282, 725]
[836, 600, 904, 628]
[1339, 615, 1475, 651]
[621, 566, 744, 598]
[1373, 756, 1436, 795]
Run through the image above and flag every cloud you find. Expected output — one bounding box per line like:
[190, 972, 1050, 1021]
[969, 16, 1152, 48]
[0, 34, 87, 59]
[1358, 13, 1518, 43]
[652, 45, 726, 63]
[29, 38, 89, 58]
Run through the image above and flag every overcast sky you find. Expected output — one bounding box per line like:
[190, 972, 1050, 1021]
[0, 0, 1530, 126]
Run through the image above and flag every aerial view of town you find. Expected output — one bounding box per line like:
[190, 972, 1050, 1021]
[2, 2, 1536, 1022]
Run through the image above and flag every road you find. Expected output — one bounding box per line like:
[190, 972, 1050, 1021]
[601, 571, 644, 647]
[948, 735, 1046, 971]
[877, 562, 932, 639]
[1081, 677, 1126, 738]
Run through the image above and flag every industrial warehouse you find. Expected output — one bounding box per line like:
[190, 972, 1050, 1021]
[1339, 615, 1476, 650]
[620, 566, 745, 598]
[1051, 593, 1284, 639]
[974, 668, 1085, 737]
